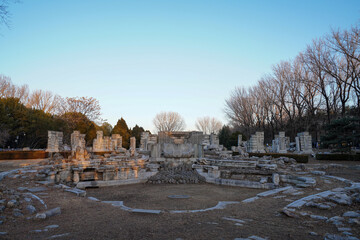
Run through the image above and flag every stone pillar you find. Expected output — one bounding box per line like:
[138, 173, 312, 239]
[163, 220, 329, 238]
[93, 131, 104, 152]
[238, 134, 242, 147]
[46, 131, 63, 152]
[130, 137, 136, 156]
[296, 132, 313, 154]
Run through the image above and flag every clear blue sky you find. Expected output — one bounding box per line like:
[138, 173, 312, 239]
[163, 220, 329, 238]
[1, 0, 359, 132]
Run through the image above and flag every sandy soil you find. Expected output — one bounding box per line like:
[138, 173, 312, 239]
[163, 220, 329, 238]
[0, 159, 359, 240]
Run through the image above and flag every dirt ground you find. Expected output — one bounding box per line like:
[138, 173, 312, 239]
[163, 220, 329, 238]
[0, 159, 359, 240]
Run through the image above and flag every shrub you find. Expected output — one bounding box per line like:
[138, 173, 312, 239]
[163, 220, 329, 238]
[316, 154, 360, 161]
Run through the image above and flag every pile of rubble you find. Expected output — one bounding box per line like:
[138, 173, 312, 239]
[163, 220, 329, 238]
[147, 163, 206, 184]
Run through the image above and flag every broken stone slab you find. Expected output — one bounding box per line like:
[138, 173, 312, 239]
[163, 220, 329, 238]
[324, 233, 359, 240]
[36, 181, 54, 186]
[131, 209, 162, 214]
[311, 171, 325, 176]
[13, 209, 24, 217]
[17, 187, 28, 191]
[285, 190, 334, 209]
[282, 208, 299, 218]
[305, 201, 332, 210]
[24, 193, 47, 209]
[35, 207, 61, 219]
[234, 235, 268, 240]
[168, 195, 190, 199]
[343, 211, 360, 218]
[256, 186, 293, 197]
[64, 188, 86, 197]
[88, 197, 100, 202]
[45, 225, 59, 229]
[326, 193, 352, 205]
[338, 227, 352, 232]
[241, 197, 259, 203]
[47, 233, 70, 239]
[27, 187, 48, 193]
[222, 217, 246, 224]
[310, 215, 328, 221]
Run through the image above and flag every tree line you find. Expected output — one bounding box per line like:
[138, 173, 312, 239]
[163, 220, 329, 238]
[225, 24, 360, 145]
[0, 77, 146, 149]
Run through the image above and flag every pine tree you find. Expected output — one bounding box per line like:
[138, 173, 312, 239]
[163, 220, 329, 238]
[112, 118, 131, 149]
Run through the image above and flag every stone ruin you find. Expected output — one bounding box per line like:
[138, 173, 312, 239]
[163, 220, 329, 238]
[93, 131, 124, 152]
[46, 131, 63, 153]
[246, 132, 265, 153]
[39, 129, 318, 191]
[272, 132, 287, 153]
[296, 131, 313, 154]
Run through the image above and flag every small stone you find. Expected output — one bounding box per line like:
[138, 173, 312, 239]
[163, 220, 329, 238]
[309, 232, 318, 236]
[13, 209, 24, 217]
[282, 208, 299, 218]
[30, 229, 43, 233]
[35, 213, 46, 219]
[0, 232, 7, 235]
[26, 205, 36, 214]
[7, 199, 17, 208]
[45, 225, 59, 229]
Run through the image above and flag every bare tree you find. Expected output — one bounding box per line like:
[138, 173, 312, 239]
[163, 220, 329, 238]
[0, 75, 29, 104]
[195, 116, 222, 134]
[153, 111, 185, 133]
[58, 96, 101, 121]
[27, 89, 61, 114]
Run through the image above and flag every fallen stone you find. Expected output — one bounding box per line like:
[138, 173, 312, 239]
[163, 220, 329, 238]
[88, 197, 100, 202]
[13, 209, 24, 217]
[47, 233, 70, 239]
[131, 209, 161, 214]
[282, 208, 299, 218]
[17, 187, 28, 191]
[27, 187, 48, 193]
[327, 193, 352, 205]
[0, 232, 7, 235]
[324, 233, 359, 240]
[343, 211, 360, 218]
[26, 205, 36, 214]
[7, 199, 17, 208]
[348, 218, 360, 225]
[309, 232, 318, 236]
[45, 224, 59, 229]
[311, 171, 325, 176]
[310, 215, 328, 221]
[338, 227, 352, 232]
[242, 197, 259, 203]
[30, 229, 43, 233]
[65, 188, 86, 197]
[256, 186, 293, 197]
[36, 207, 61, 219]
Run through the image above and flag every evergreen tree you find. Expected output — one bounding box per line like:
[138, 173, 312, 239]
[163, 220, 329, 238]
[321, 117, 360, 152]
[131, 124, 145, 147]
[218, 125, 232, 149]
[112, 118, 131, 149]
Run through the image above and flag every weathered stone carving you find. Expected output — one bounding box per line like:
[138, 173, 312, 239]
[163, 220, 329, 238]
[46, 131, 63, 152]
